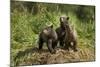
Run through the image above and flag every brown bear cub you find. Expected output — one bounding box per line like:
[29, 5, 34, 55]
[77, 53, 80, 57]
[38, 25, 58, 54]
[56, 16, 69, 47]
[64, 21, 78, 52]
[56, 16, 78, 52]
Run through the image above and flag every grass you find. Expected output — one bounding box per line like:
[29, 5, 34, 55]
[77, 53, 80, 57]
[11, 9, 95, 66]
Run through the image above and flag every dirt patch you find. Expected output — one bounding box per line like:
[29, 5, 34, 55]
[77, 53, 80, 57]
[13, 47, 95, 66]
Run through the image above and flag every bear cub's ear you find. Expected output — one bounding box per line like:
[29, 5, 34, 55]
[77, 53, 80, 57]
[67, 17, 69, 20]
[50, 25, 53, 28]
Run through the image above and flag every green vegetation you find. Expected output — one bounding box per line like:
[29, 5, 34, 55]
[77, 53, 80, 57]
[11, 1, 95, 66]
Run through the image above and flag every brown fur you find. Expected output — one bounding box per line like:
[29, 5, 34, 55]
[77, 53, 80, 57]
[64, 24, 77, 52]
[38, 25, 58, 54]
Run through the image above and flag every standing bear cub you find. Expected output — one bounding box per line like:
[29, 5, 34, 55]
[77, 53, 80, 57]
[56, 16, 78, 52]
[64, 21, 78, 52]
[38, 25, 58, 54]
[56, 16, 69, 47]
